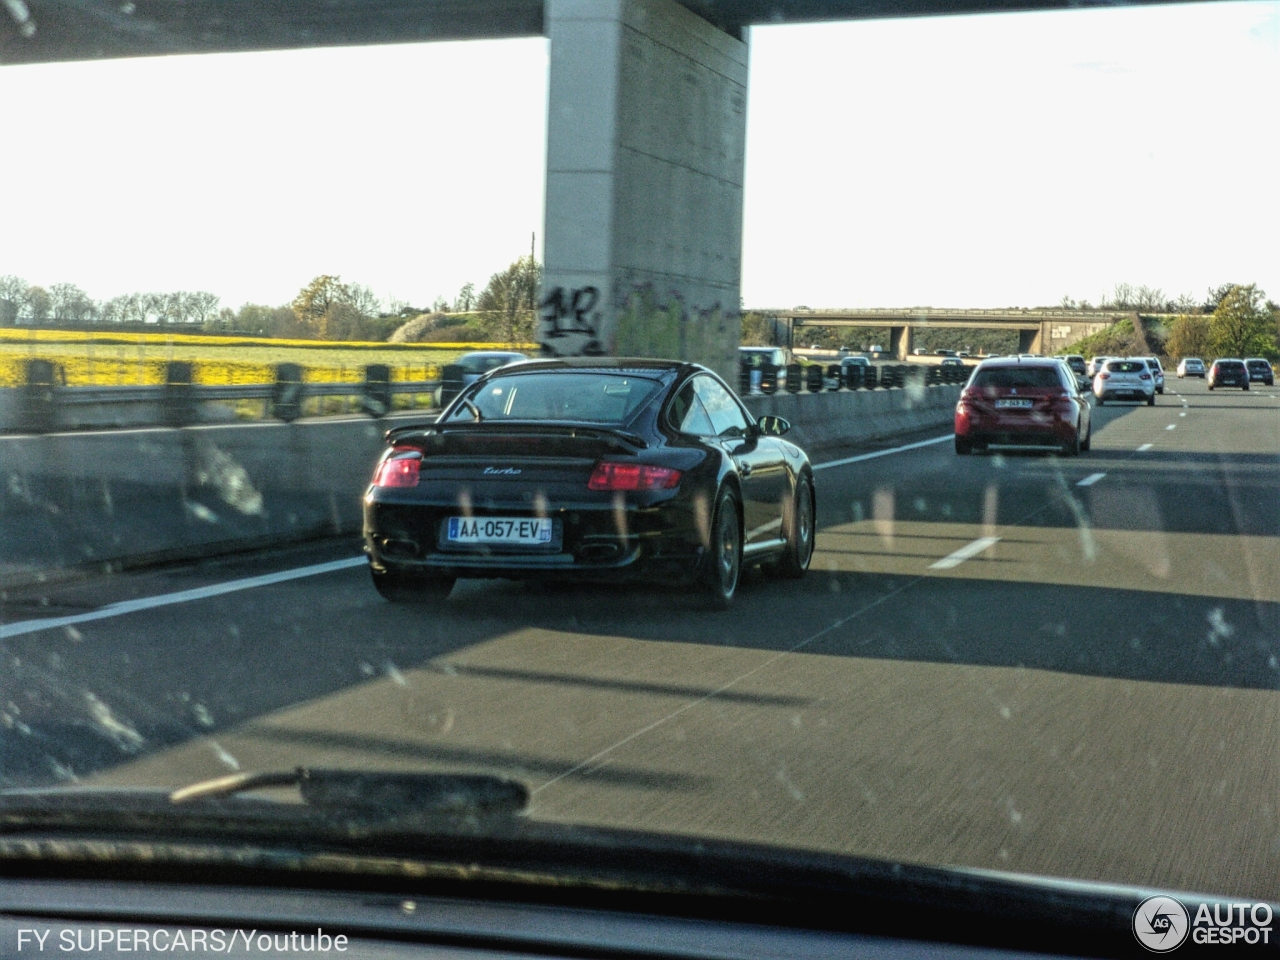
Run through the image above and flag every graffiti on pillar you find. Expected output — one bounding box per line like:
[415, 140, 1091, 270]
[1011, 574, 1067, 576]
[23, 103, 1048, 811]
[538, 286, 604, 356]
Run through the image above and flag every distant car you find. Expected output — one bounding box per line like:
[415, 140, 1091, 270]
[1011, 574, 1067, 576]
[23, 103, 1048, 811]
[958, 351, 971, 358]
[1087, 356, 1111, 378]
[940, 357, 965, 367]
[1209, 358, 1249, 391]
[1061, 355, 1090, 392]
[1176, 357, 1205, 379]
[954, 357, 1091, 456]
[913, 348, 928, 356]
[441, 350, 529, 404]
[1245, 358, 1274, 386]
[1094, 358, 1155, 406]
[739, 346, 790, 392]
[1137, 357, 1165, 394]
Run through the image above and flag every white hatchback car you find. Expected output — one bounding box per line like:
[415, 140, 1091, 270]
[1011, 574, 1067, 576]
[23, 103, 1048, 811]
[1094, 358, 1156, 406]
[1177, 357, 1206, 378]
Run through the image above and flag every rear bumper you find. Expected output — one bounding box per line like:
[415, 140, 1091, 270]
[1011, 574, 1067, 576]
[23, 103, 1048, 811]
[363, 497, 705, 582]
[955, 410, 1077, 442]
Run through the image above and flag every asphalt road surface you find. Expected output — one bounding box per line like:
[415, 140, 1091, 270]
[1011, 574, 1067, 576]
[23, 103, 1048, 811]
[3, 377, 1279, 900]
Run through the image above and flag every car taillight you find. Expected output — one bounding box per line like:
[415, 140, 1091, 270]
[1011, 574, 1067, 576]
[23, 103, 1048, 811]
[1139, 373, 1150, 380]
[588, 461, 682, 491]
[1099, 373, 1110, 380]
[373, 455, 420, 487]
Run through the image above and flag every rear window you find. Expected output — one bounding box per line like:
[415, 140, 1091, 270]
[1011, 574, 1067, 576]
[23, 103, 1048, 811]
[1065, 358, 1087, 373]
[970, 366, 1064, 389]
[1246, 360, 1270, 369]
[1216, 361, 1245, 371]
[450, 372, 664, 424]
[1105, 361, 1146, 373]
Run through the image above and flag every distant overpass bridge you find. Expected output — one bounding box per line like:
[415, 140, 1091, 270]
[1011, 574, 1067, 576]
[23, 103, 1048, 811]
[754, 308, 1167, 360]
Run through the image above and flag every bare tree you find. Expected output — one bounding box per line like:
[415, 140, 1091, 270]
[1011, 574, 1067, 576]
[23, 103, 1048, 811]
[49, 282, 97, 322]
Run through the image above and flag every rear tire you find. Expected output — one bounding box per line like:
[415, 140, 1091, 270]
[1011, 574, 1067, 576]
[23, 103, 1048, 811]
[955, 436, 973, 456]
[773, 475, 815, 579]
[1096, 396, 1105, 406]
[371, 567, 455, 605]
[698, 490, 741, 610]
[1146, 394, 1155, 406]
[1059, 431, 1080, 457]
[1080, 423, 1091, 452]
[1243, 384, 1249, 391]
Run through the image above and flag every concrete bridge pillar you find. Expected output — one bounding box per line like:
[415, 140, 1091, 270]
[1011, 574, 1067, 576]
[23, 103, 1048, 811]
[1018, 327, 1044, 355]
[537, 0, 748, 380]
[890, 324, 912, 360]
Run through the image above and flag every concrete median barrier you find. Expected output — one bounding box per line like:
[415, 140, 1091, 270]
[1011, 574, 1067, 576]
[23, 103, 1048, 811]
[744, 383, 960, 455]
[1, 385, 961, 586]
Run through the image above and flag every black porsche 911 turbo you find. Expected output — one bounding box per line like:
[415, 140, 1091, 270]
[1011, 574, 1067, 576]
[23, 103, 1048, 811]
[363, 358, 816, 609]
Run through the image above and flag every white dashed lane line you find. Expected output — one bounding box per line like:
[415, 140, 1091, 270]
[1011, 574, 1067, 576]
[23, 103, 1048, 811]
[1166, 424, 1176, 431]
[929, 536, 1001, 570]
[0, 557, 367, 640]
[1077, 473, 1106, 487]
[1138, 443, 1154, 451]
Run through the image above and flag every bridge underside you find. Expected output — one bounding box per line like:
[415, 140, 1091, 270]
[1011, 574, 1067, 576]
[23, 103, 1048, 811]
[2, 0, 1210, 65]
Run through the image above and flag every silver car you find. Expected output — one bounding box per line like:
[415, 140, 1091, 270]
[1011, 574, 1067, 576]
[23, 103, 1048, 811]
[1087, 356, 1111, 377]
[1094, 358, 1156, 406]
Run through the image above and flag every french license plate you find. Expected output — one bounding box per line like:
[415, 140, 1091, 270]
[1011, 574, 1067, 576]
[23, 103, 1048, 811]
[995, 399, 1033, 409]
[446, 517, 553, 546]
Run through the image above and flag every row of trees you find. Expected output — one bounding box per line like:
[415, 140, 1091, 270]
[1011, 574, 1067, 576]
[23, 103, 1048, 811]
[1059, 283, 1246, 315]
[0, 257, 541, 345]
[1164, 285, 1278, 361]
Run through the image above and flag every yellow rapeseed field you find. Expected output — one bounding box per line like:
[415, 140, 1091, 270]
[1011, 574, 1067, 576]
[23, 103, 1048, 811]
[0, 329, 535, 388]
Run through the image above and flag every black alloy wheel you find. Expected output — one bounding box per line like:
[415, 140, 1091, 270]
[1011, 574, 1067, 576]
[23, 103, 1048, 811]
[700, 490, 741, 610]
[773, 475, 815, 579]
[370, 567, 455, 604]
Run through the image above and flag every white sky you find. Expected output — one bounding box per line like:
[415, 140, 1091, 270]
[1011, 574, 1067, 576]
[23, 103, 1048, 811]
[0, 1, 1276, 312]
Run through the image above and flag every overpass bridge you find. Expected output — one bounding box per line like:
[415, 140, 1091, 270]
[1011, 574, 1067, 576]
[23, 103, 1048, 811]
[2, 0, 1201, 378]
[757, 308, 1154, 359]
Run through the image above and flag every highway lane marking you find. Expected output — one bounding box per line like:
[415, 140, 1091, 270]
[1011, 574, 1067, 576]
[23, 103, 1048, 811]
[1166, 424, 1176, 430]
[1138, 443, 1154, 451]
[928, 536, 1002, 570]
[812, 435, 951, 471]
[1076, 473, 1106, 487]
[0, 557, 367, 640]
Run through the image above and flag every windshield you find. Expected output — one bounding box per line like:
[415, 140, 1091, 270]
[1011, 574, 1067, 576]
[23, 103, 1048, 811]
[3, 0, 1280, 933]
[446, 372, 662, 423]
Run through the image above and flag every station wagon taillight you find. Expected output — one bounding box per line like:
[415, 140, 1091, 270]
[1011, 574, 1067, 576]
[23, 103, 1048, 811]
[588, 462, 682, 491]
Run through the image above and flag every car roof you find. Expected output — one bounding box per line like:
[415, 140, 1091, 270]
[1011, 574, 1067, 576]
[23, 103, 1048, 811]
[458, 350, 527, 361]
[976, 356, 1062, 367]
[487, 357, 695, 379]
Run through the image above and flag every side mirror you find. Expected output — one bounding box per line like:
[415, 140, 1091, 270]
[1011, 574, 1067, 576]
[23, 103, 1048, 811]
[756, 415, 790, 437]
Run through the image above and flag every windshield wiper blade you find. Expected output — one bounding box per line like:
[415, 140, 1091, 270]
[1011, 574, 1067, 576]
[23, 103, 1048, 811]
[170, 768, 527, 816]
[0, 768, 528, 835]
